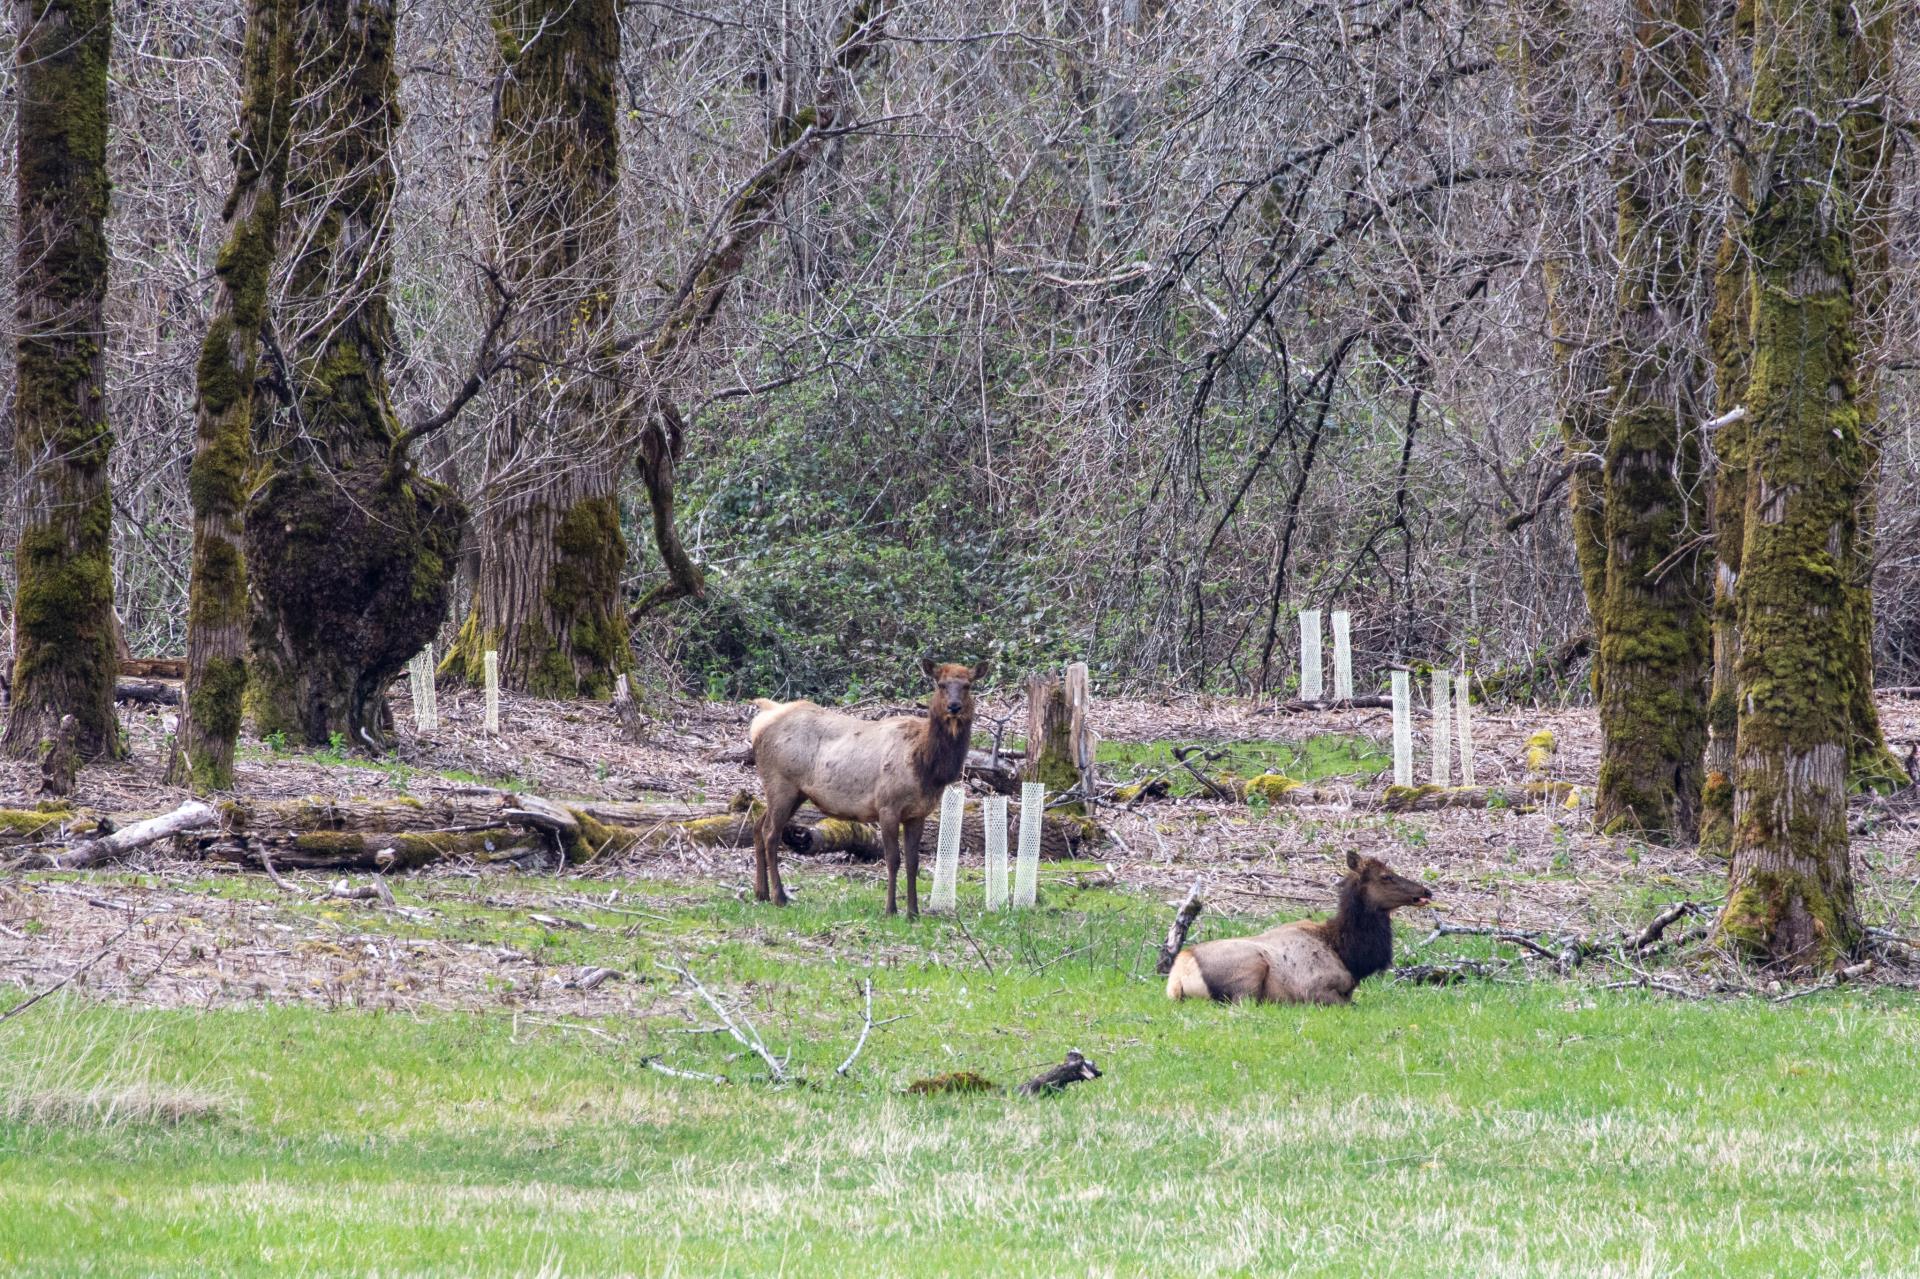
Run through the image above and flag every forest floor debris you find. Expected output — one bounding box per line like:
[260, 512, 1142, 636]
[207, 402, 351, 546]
[2, 683, 1917, 1013]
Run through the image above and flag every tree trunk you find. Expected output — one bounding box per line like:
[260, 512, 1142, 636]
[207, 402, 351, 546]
[1716, 0, 1865, 970]
[1838, 3, 1907, 794]
[167, 0, 298, 791]
[244, 0, 465, 748]
[1512, 1, 1610, 667]
[1700, 1, 1754, 857]
[3, 0, 121, 764]
[445, 0, 628, 699]
[1594, 0, 1711, 839]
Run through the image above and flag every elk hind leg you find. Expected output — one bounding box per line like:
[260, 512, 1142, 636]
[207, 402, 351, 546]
[757, 782, 803, 906]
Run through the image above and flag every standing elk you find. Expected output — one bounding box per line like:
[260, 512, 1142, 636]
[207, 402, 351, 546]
[748, 658, 989, 914]
[1165, 852, 1432, 1004]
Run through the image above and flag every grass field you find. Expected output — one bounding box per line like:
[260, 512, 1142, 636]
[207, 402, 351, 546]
[5, 870, 1919, 1277]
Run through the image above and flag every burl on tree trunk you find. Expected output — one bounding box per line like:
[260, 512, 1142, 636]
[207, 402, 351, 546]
[244, 0, 463, 747]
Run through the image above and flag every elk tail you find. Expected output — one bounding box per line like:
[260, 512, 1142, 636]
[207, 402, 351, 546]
[1164, 950, 1210, 1001]
[747, 697, 788, 746]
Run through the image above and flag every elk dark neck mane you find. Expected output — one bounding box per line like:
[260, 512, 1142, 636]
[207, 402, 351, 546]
[910, 700, 972, 790]
[1323, 879, 1394, 981]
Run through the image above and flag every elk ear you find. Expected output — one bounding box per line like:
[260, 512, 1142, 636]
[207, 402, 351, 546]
[921, 656, 938, 680]
[971, 659, 992, 681]
[1345, 850, 1360, 871]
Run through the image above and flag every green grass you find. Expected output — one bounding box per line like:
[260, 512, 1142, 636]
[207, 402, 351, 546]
[4, 872, 1919, 1276]
[1099, 732, 1390, 795]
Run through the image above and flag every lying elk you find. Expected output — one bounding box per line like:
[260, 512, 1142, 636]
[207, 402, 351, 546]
[1166, 852, 1432, 1005]
[748, 658, 989, 914]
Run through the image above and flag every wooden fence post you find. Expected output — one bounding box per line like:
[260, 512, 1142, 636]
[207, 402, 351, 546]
[1299, 609, 1322, 701]
[483, 651, 500, 735]
[1390, 671, 1412, 787]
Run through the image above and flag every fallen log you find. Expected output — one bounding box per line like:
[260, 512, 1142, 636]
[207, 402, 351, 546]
[14, 784, 1103, 875]
[1380, 781, 1581, 813]
[115, 679, 181, 707]
[44, 800, 217, 870]
[1277, 695, 1393, 712]
[121, 657, 187, 679]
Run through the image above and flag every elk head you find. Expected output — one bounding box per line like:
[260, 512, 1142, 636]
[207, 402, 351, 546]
[921, 657, 990, 722]
[1345, 849, 1433, 913]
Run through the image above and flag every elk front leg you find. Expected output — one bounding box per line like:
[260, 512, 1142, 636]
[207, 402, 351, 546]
[902, 816, 926, 919]
[879, 815, 903, 915]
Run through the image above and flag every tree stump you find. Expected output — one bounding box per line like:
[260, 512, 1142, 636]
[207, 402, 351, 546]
[1024, 663, 1094, 814]
[40, 714, 80, 799]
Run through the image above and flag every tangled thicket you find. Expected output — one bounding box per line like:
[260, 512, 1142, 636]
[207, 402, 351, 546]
[1, 0, 1916, 700]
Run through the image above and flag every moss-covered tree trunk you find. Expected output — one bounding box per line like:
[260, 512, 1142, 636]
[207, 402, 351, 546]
[1512, 1, 1610, 668]
[1699, 1, 1754, 856]
[1715, 0, 1866, 969]
[1838, 3, 1907, 795]
[443, 0, 626, 699]
[244, 0, 464, 747]
[3, 0, 121, 764]
[1593, 0, 1712, 839]
[166, 0, 297, 791]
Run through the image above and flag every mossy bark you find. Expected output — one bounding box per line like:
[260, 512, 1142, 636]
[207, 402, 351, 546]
[1594, 0, 1711, 840]
[1023, 673, 1085, 814]
[3, 0, 121, 764]
[1837, 4, 1907, 795]
[1512, 1, 1610, 671]
[167, 0, 298, 792]
[447, 0, 627, 699]
[1715, 0, 1865, 970]
[244, 0, 465, 747]
[1699, 0, 1754, 857]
